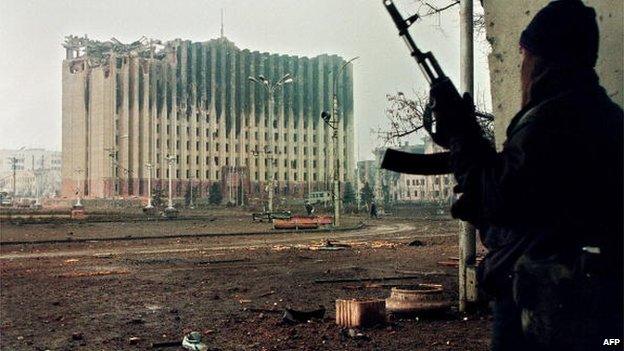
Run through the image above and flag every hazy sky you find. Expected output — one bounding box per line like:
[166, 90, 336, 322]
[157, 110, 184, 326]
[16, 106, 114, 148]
[0, 0, 490, 160]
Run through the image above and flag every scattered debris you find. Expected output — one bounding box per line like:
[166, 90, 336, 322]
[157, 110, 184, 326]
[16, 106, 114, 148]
[395, 269, 450, 276]
[64, 259, 80, 263]
[309, 240, 351, 251]
[151, 340, 182, 348]
[408, 239, 424, 246]
[243, 307, 282, 314]
[181, 331, 207, 351]
[385, 284, 452, 316]
[58, 269, 130, 278]
[258, 290, 275, 298]
[124, 258, 246, 265]
[437, 260, 459, 267]
[128, 317, 145, 325]
[336, 299, 386, 328]
[282, 306, 326, 325]
[129, 336, 141, 345]
[370, 241, 397, 249]
[314, 275, 422, 284]
[72, 332, 84, 340]
[340, 328, 371, 341]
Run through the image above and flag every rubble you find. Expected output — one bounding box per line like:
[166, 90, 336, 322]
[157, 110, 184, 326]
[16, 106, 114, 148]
[336, 299, 386, 328]
[282, 306, 326, 325]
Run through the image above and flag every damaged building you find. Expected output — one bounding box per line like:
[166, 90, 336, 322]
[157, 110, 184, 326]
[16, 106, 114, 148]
[61, 35, 354, 200]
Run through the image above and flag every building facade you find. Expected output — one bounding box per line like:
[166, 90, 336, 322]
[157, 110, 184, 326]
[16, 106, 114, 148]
[0, 149, 62, 197]
[61, 36, 354, 200]
[370, 138, 455, 206]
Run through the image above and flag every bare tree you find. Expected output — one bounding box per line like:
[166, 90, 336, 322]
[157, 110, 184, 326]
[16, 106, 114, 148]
[410, 0, 485, 33]
[376, 91, 494, 146]
[376, 92, 428, 145]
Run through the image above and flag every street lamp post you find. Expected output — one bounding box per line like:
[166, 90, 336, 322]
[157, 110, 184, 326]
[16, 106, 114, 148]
[248, 73, 293, 213]
[145, 163, 153, 209]
[165, 155, 176, 211]
[321, 56, 358, 227]
[7, 157, 18, 199]
[74, 168, 84, 207]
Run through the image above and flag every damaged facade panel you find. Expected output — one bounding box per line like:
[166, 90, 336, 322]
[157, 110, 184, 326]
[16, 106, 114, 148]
[61, 36, 355, 198]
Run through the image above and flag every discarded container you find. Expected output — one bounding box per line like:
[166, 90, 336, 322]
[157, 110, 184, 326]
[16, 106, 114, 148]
[385, 284, 451, 315]
[335, 298, 386, 328]
[182, 331, 207, 351]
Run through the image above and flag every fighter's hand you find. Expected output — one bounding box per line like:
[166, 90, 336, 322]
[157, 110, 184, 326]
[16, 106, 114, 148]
[426, 81, 479, 148]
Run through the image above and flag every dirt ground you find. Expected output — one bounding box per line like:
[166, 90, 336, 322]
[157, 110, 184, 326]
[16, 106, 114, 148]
[0, 211, 490, 350]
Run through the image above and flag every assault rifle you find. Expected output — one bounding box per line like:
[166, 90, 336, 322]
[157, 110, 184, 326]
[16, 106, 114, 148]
[380, 0, 492, 175]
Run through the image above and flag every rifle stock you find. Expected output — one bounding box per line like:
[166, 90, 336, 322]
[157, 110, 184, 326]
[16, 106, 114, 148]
[381, 149, 451, 175]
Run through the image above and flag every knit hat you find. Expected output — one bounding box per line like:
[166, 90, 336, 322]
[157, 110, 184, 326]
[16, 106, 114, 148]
[520, 0, 599, 68]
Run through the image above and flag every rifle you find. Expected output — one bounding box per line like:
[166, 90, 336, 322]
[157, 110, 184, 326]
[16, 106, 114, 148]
[380, 0, 491, 175]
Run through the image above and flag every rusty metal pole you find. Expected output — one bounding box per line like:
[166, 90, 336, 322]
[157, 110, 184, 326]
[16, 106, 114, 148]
[459, 0, 477, 313]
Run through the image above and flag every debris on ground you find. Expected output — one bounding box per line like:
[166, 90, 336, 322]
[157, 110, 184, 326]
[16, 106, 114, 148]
[314, 275, 422, 284]
[243, 307, 282, 314]
[182, 331, 208, 351]
[58, 269, 130, 278]
[370, 241, 397, 249]
[151, 340, 182, 348]
[71, 332, 84, 340]
[394, 269, 450, 276]
[309, 240, 351, 251]
[385, 284, 452, 316]
[437, 260, 459, 267]
[129, 336, 141, 345]
[336, 299, 386, 328]
[281, 306, 326, 325]
[408, 239, 424, 246]
[340, 328, 371, 341]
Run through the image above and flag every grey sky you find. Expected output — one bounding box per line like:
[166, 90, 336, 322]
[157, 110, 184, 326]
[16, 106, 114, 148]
[0, 0, 490, 160]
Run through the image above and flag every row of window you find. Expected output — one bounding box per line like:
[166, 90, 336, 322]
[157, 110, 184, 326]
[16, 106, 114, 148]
[405, 177, 451, 186]
[155, 124, 344, 144]
[154, 154, 347, 172]
[155, 168, 328, 182]
[403, 189, 450, 198]
[160, 112, 331, 131]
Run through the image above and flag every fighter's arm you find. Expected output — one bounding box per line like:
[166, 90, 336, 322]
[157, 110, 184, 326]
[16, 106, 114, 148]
[449, 119, 564, 227]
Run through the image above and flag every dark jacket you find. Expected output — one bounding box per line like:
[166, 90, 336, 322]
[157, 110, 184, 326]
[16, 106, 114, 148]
[449, 68, 623, 297]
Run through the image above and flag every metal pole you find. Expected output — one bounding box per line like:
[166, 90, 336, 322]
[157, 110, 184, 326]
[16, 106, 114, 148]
[329, 57, 358, 227]
[459, 0, 476, 313]
[145, 163, 153, 208]
[9, 157, 17, 197]
[355, 165, 361, 212]
[190, 179, 194, 208]
[165, 155, 175, 210]
[74, 168, 83, 207]
[332, 95, 340, 227]
[267, 89, 275, 213]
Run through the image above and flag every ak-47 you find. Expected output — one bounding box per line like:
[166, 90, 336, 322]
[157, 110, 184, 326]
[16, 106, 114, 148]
[380, 0, 492, 175]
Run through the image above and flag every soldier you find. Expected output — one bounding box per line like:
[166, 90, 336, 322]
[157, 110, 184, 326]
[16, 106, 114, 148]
[428, 1, 623, 350]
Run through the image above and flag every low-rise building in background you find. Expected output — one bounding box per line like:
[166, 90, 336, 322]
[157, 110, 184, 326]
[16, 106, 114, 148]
[0, 148, 62, 197]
